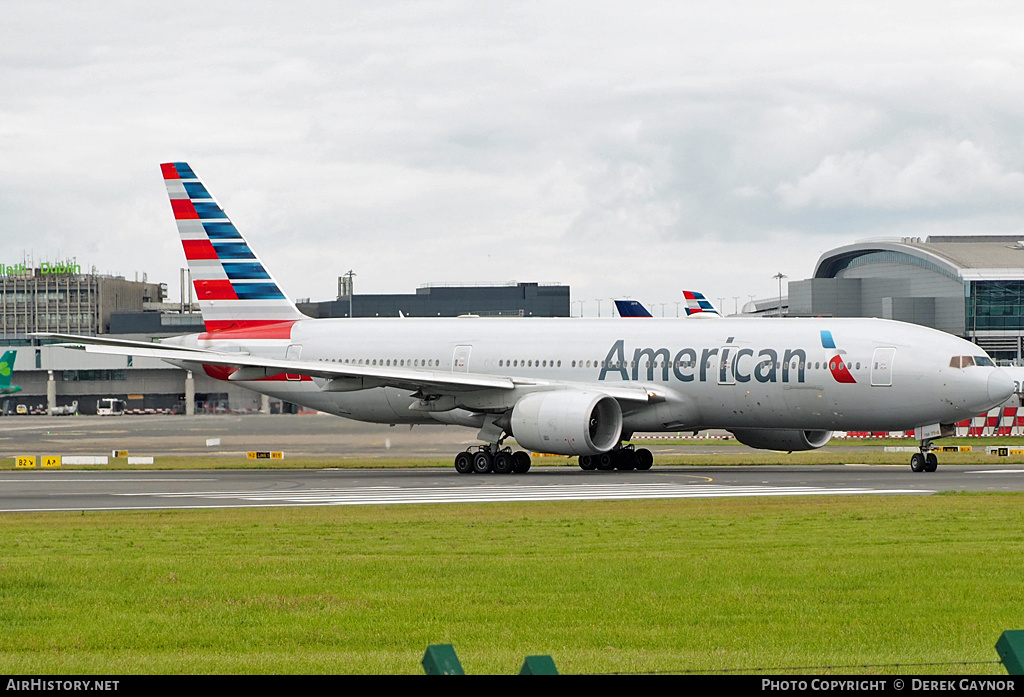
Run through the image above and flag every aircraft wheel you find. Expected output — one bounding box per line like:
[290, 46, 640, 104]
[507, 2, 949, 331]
[925, 453, 938, 472]
[910, 453, 926, 473]
[617, 450, 638, 470]
[596, 452, 615, 470]
[579, 454, 596, 471]
[512, 451, 532, 473]
[454, 451, 473, 474]
[472, 451, 493, 474]
[635, 448, 653, 471]
[493, 451, 515, 475]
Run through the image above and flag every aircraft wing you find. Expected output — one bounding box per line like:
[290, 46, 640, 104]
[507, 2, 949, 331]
[36, 333, 223, 352]
[40, 334, 656, 403]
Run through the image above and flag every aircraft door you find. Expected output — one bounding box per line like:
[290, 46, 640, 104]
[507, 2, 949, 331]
[870, 347, 895, 386]
[452, 345, 472, 373]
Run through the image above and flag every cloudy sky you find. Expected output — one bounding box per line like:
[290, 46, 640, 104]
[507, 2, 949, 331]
[3, 1, 1024, 316]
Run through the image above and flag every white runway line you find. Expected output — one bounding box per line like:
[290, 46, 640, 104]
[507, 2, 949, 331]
[118, 481, 931, 507]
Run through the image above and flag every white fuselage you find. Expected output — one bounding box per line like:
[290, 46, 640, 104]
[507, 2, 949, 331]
[167, 315, 1013, 434]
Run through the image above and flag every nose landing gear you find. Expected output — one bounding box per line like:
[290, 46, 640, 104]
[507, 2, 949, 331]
[910, 442, 938, 472]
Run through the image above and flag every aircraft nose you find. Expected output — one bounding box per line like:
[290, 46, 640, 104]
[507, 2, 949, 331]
[988, 369, 1015, 404]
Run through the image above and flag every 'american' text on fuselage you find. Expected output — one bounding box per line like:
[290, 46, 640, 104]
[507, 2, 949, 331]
[599, 339, 816, 384]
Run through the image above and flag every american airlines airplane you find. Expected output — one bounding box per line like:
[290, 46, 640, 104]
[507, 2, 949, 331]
[44, 163, 1015, 474]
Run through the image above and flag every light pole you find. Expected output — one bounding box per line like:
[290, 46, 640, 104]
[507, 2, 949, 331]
[674, 301, 681, 317]
[342, 269, 356, 318]
[595, 299, 603, 317]
[773, 272, 787, 316]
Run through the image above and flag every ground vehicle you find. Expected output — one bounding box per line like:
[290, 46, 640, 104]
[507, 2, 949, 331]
[51, 400, 78, 416]
[96, 398, 126, 416]
[15, 404, 26, 415]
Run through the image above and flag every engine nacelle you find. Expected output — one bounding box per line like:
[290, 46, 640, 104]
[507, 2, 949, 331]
[510, 391, 622, 456]
[729, 428, 832, 452]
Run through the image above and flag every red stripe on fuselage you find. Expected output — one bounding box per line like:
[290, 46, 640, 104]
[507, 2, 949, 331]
[199, 320, 297, 340]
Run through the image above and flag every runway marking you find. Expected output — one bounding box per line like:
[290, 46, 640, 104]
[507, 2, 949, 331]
[116, 482, 930, 508]
[0, 478, 217, 482]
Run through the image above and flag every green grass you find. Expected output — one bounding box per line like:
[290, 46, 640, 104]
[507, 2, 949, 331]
[1, 495, 1022, 674]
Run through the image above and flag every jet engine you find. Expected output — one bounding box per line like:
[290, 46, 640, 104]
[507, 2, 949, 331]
[510, 391, 622, 456]
[729, 428, 832, 452]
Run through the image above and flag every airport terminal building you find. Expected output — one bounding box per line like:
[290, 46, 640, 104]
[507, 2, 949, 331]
[787, 236, 1024, 362]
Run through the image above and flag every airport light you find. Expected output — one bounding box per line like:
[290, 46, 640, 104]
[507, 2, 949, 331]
[770, 272, 786, 317]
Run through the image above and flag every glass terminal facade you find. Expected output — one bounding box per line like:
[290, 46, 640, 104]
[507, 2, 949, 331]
[967, 281, 1024, 333]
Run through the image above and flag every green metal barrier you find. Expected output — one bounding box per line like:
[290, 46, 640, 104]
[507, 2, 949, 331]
[422, 644, 465, 675]
[519, 655, 559, 675]
[422, 644, 558, 674]
[997, 630, 1024, 675]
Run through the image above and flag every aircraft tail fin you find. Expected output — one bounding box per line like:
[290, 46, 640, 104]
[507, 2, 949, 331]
[0, 350, 15, 388]
[161, 163, 309, 335]
[682, 290, 721, 317]
[614, 299, 653, 317]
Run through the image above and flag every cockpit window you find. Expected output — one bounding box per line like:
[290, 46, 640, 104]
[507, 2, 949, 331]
[950, 355, 994, 368]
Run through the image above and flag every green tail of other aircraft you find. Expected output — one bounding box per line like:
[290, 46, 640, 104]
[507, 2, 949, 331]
[0, 350, 22, 394]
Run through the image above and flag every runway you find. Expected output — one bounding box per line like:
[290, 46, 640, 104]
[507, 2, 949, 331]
[3, 465, 1024, 513]
[3, 415, 1024, 513]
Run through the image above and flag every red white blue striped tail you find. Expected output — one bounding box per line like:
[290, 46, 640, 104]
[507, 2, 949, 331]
[161, 162, 308, 335]
[682, 290, 720, 316]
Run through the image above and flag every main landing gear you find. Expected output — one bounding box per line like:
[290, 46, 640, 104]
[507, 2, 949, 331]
[910, 440, 939, 473]
[454, 446, 532, 475]
[578, 444, 653, 472]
